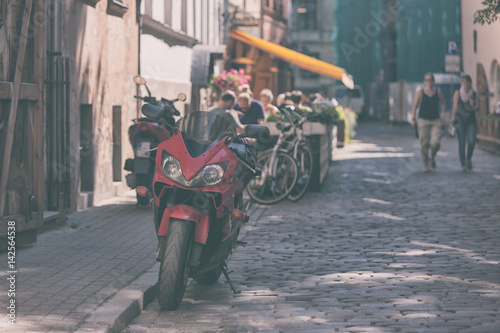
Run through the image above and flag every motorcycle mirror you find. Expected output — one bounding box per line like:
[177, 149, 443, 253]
[244, 124, 270, 140]
[177, 93, 187, 102]
[245, 125, 271, 151]
[133, 75, 147, 85]
[141, 104, 163, 120]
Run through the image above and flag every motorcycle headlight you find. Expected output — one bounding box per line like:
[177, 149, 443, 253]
[162, 155, 182, 178]
[201, 164, 225, 186]
[160, 151, 228, 187]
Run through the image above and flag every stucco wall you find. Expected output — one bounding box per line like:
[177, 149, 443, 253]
[461, 0, 500, 113]
[65, 0, 139, 208]
[140, 34, 193, 116]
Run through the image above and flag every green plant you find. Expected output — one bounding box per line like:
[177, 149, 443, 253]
[474, 0, 500, 25]
[336, 106, 357, 143]
[307, 104, 340, 125]
[265, 112, 287, 122]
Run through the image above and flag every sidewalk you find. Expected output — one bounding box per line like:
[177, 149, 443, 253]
[0, 191, 267, 332]
[1, 192, 156, 332]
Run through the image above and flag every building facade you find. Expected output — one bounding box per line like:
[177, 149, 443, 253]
[1, 0, 47, 247]
[290, 0, 337, 96]
[461, 0, 500, 153]
[60, 0, 139, 210]
[333, 0, 461, 120]
[228, 0, 290, 97]
[0, 0, 140, 248]
[139, 0, 223, 113]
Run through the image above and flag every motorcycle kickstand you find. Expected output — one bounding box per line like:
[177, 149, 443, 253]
[220, 262, 240, 294]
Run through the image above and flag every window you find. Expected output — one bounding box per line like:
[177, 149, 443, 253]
[295, 1, 316, 30]
[473, 30, 477, 54]
[274, 0, 283, 14]
[181, 0, 187, 32]
[107, 0, 129, 17]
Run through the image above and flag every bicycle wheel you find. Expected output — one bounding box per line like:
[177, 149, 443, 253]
[288, 143, 314, 202]
[247, 150, 298, 205]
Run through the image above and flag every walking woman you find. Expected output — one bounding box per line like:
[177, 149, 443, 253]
[450, 74, 479, 172]
[411, 73, 446, 172]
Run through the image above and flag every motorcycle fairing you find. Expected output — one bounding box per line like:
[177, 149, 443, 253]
[158, 204, 209, 244]
[156, 130, 235, 181]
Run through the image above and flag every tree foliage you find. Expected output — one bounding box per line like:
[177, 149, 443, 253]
[474, 0, 500, 25]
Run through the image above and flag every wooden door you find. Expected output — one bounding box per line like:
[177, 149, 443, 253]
[0, 0, 45, 249]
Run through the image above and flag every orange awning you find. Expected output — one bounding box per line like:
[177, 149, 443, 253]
[229, 29, 354, 89]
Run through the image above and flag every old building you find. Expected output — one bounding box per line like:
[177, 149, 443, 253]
[59, 0, 139, 210]
[334, 0, 461, 120]
[227, 0, 291, 96]
[1, 0, 46, 247]
[139, 0, 223, 113]
[290, 0, 336, 96]
[0, 0, 139, 247]
[461, 0, 500, 153]
[225, 0, 352, 99]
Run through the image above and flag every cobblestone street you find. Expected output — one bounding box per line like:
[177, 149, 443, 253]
[125, 123, 500, 333]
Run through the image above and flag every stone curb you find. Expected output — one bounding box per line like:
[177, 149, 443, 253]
[74, 203, 268, 333]
[74, 265, 159, 333]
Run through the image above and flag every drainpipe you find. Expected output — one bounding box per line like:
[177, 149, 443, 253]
[260, 0, 264, 38]
[223, 0, 229, 44]
[137, 3, 142, 118]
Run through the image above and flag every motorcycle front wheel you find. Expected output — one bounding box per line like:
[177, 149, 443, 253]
[157, 219, 194, 310]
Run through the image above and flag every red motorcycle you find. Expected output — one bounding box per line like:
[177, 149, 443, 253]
[137, 103, 269, 310]
[124, 76, 186, 205]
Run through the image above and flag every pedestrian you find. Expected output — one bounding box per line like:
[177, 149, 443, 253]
[259, 88, 279, 118]
[209, 90, 244, 133]
[449, 74, 479, 172]
[234, 92, 266, 125]
[410, 73, 446, 172]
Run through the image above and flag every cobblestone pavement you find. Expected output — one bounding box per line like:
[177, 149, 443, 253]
[0, 194, 158, 332]
[125, 123, 500, 333]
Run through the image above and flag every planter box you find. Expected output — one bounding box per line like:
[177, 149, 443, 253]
[262, 121, 328, 136]
[262, 122, 335, 192]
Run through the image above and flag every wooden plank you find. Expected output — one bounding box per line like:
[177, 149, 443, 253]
[0, 81, 40, 100]
[477, 134, 500, 145]
[0, 0, 33, 217]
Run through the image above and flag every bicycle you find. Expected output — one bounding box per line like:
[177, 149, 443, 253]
[246, 114, 298, 205]
[246, 106, 314, 204]
[283, 110, 314, 202]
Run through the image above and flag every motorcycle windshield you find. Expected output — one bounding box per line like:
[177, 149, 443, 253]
[178, 111, 237, 157]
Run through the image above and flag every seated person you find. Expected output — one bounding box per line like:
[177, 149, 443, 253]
[209, 90, 244, 133]
[259, 88, 279, 118]
[234, 92, 266, 125]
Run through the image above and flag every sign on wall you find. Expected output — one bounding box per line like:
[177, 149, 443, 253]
[445, 40, 461, 73]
